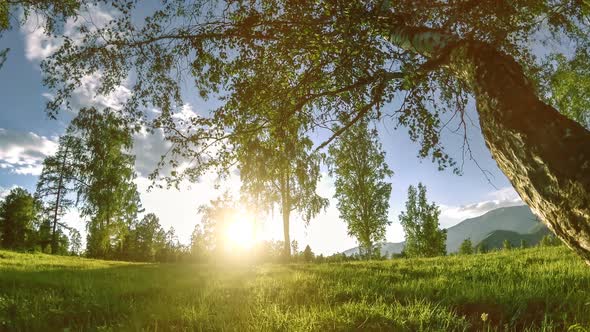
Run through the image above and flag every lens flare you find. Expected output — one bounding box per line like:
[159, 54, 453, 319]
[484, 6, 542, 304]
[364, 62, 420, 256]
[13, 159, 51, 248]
[225, 210, 256, 250]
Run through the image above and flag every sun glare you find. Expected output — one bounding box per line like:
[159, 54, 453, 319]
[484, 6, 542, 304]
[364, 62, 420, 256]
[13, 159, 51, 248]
[225, 210, 256, 250]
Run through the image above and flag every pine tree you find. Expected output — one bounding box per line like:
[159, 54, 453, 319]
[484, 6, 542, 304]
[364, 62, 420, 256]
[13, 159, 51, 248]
[36, 135, 84, 254]
[303, 245, 314, 263]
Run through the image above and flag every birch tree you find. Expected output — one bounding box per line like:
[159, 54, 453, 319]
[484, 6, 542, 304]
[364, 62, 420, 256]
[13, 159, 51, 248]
[329, 120, 392, 259]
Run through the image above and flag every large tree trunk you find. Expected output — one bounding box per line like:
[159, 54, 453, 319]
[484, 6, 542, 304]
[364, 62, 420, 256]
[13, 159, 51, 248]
[386, 27, 590, 264]
[451, 42, 590, 264]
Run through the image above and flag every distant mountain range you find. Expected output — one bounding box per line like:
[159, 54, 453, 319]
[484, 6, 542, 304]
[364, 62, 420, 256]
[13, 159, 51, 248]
[341, 205, 552, 257]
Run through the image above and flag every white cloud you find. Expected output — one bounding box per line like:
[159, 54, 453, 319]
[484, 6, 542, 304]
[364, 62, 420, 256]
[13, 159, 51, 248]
[68, 72, 132, 112]
[439, 186, 524, 228]
[133, 127, 173, 177]
[0, 185, 21, 200]
[21, 5, 130, 112]
[172, 103, 200, 122]
[21, 5, 114, 62]
[0, 129, 58, 175]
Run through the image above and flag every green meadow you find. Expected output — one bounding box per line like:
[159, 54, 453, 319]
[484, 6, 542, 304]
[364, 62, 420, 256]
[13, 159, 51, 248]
[1, 246, 589, 332]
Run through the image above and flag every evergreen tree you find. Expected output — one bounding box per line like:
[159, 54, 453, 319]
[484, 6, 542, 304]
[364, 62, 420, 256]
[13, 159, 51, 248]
[328, 120, 393, 259]
[503, 240, 512, 251]
[459, 238, 474, 255]
[399, 184, 446, 258]
[133, 213, 164, 262]
[303, 245, 314, 263]
[35, 135, 84, 254]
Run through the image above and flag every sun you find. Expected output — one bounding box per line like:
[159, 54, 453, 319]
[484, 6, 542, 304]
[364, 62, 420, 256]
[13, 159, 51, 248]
[225, 210, 256, 250]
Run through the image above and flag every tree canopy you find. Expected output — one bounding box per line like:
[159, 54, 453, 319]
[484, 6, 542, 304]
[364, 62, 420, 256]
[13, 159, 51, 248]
[399, 183, 446, 258]
[13, 0, 590, 263]
[67, 107, 142, 258]
[329, 119, 392, 259]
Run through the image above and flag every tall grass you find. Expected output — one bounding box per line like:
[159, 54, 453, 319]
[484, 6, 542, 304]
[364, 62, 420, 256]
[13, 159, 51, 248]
[1, 246, 589, 331]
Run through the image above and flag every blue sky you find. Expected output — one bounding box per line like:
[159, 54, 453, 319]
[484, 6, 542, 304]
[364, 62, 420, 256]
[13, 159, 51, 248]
[0, 9, 524, 255]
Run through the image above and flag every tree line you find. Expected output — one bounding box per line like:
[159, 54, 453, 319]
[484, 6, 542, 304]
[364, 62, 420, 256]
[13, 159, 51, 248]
[1, 106, 451, 262]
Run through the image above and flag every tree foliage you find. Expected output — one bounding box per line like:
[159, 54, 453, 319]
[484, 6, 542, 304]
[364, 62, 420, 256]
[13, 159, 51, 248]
[328, 120, 392, 258]
[0, 188, 41, 250]
[23, 0, 590, 262]
[399, 183, 446, 258]
[67, 107, 142, 259]
[196, 193, 237, 257]
[35, 135, 84, 254]
[459, 238, 474, 255]
[0, 0, 82, 69]
[303, 245, 314, 263]
[236, 107, 328, 257]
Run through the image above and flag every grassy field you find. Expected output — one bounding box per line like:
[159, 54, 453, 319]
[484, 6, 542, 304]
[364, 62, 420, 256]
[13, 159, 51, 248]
[1, 247, 589, 331]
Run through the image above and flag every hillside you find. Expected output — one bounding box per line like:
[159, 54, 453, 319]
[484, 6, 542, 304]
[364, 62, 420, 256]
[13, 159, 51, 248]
[478, 228, 551, 249]
[342, 205, 549, 256]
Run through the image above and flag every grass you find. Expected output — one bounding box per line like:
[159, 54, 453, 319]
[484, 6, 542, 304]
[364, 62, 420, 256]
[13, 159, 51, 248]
[1, 247, 589, 331]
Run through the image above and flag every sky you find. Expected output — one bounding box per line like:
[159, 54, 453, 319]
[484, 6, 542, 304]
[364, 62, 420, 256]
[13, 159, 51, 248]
[0, 7, 525, 255]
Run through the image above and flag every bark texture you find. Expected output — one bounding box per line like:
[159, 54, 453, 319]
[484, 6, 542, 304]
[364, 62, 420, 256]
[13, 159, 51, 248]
[447, 42, 590, 264]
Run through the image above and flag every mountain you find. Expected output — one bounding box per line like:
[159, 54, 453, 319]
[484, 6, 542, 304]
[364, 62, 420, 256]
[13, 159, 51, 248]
[341, 205, 550, 256]
[444, 205, 543, 252]
[341, 242, 404, 257]
[478, 227, 551, 249]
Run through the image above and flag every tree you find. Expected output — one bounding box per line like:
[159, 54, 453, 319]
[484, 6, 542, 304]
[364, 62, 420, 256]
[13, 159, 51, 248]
[40, 1, 590, 263]
[520, 239, 528, 249]
[0, 188, 41, 250]
[236, 111, 328, 258]
[69, 228, 82, 255]
[68, 107, 142, 259]
[329, 119, 393, 259]
[399, 183, 446, 258]
[197, 193, 238, 258]
[476, 243, 488, 254]
[36, 135, 84, 254]
[303, 245, 314, 263]
[132, 213, 164, 262]
[503, 240, 512, 251]
[190, 224, 208, 262]
[459, 238, 474, 255]
[290, 240, 299, 256]
[540, 234, 561, 248]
